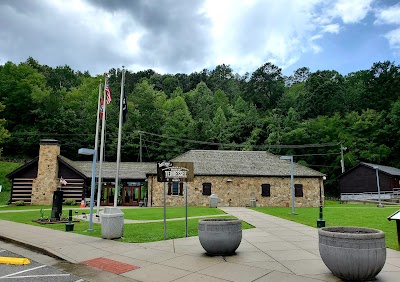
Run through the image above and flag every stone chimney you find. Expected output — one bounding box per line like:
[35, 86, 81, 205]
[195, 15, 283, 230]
[31, 139, 60, 205]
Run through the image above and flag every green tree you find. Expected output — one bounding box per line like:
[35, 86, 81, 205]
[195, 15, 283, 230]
[160, 96, 193, 159]
[363, 61, 400, 112]
[304, 70, 345, 118]
[246, 62, 285, 110]
[0, 102, 10, 149]
[210, 107, 228, 146]
[184, 82, 215, 144]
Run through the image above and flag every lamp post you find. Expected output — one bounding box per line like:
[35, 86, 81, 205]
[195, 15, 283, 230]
[78, 148, 97, 231]
[373, 165, 384, 208]
[317, 176, 327, 228]
[280, 156, 297, 215]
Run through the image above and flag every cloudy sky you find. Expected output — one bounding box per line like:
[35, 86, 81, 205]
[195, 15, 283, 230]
[1, 0, 400, 76]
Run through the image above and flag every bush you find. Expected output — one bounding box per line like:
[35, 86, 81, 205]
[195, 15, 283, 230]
[15, 200, 25, 206]
[64, 199, 77, 206]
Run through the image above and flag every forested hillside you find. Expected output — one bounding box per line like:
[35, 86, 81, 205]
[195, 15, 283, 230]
[1, 57, 399, 195]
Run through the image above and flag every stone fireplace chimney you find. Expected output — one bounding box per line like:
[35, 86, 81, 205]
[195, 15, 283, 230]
[31, 139, 60, 205]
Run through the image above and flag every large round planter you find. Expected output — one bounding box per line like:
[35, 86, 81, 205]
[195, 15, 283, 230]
[198, 218, 242, 255]
[319, 226, 386, 281]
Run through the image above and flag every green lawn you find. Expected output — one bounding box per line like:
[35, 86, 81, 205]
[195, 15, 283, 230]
[0, 161, 21, 205]
[253, 200, 400, 250]
[0, 207, 253, 243]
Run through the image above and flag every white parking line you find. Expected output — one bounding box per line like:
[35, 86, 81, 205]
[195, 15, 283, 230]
[0, 265, 46, 278]
[74, 279, 84, 282]
[4, 274, 70, 279]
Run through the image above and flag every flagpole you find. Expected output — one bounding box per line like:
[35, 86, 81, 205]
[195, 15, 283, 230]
[96, 74, 109, 216]
[94, 79, 102, 161]
[114, 67, 126, 206]
[94, 79, 102, 215]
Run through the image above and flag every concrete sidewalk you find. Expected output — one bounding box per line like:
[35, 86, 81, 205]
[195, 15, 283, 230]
[0, 207, 399, 282]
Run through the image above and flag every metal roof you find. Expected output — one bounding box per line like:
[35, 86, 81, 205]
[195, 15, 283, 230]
[362, 162, 400, 177]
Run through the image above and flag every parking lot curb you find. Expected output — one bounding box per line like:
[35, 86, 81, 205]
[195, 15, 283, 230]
[0, 256, 30, 265]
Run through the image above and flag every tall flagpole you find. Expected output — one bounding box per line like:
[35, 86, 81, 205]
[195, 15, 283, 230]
[94, 80, 102, 215]
[114, 67, 126, 206]
[96, 74, 109, 215]
[94, 80, 102, 160]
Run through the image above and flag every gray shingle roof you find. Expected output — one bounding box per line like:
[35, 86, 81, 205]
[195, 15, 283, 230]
[59, 150, 323, 179]
[362, 162, 400, 177]
[60, 156, 157, 179]
[171, 150, 323, 177]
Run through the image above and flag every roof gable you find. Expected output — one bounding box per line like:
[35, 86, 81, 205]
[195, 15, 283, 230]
[6, 157, 38, 179]
[338, 162, 400, 179]
[171, 150, 323, 177]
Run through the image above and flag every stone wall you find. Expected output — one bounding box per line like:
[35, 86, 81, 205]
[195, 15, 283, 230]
[149, 175, 324, 207]
[31, 140, 60, 205]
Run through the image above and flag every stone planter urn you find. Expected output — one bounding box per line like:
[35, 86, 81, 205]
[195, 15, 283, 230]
[198, 218, 242, 255]
[319, 226, 386, 281]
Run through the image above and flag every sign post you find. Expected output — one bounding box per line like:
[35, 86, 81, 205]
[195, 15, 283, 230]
[157, 161, 194, 239]
[388, 210, 400, 248]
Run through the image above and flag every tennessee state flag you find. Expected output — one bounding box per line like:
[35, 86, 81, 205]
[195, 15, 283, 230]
[99, 97, 104, 119]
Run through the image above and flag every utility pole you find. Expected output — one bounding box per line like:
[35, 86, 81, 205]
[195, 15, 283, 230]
[139, 132, 142, 162]
[340, 145, 347, 173]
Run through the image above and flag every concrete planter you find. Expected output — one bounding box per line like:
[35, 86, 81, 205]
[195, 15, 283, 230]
[198, 218, 242, 255]
[319, 226, 386, 281]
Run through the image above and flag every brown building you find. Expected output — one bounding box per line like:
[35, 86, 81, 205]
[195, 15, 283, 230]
[6, 140, 325, 207]
[339, 162, 400, 201]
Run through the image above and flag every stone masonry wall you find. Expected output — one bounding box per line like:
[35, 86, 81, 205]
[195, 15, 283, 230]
[150, 175, 323, 207]
[31, 142, 60, 205]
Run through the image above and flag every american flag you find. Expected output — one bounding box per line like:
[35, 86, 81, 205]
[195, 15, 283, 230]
[60, 176, 67, 186]
[105, 84, 112, 104]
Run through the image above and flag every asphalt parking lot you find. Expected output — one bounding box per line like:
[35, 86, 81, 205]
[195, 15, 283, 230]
[0, 247, 86, 282]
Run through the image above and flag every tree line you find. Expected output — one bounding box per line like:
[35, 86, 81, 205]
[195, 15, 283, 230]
[1, 57, 399, 195]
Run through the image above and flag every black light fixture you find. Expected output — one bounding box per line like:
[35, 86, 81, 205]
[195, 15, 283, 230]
[317, 176, 327, 228]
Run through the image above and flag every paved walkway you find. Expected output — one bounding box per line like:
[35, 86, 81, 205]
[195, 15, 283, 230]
[0, 207, 399, 282]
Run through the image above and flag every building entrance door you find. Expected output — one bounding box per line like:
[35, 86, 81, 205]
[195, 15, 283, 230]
[101, 185, 115, 206]
[122, 186, 140, 206]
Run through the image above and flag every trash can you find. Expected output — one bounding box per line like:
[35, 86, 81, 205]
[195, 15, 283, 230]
[250, 199, 256, 207]
[100, 207, 124, 239]
[209, 194, 218, 208]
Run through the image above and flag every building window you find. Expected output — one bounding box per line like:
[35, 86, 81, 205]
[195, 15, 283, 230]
[172, 182, 179, 195]
[168, 181, 184, 196]
[202, 183, 212, 195]
[295, 184, 303, 197]
[261, 184, 270, 197]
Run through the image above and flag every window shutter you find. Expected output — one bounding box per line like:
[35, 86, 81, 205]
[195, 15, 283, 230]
[179, 182, 184, 195]
[202, 183, 212, 195]
[261, 184, 270, 197]
[167, 182, 172, 195]
[295, 184, 303, 197]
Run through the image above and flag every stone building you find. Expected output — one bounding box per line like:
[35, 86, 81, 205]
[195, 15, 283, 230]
[6, 140, 324, 207]
[150, 150, 324, 208]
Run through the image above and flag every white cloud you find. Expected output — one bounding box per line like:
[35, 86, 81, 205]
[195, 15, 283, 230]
[375, 3, 400, 25]
[322, 24, 340, 34]
[331, 0, 373, 23]
[202, 0, 327, 73]
[385, 27, 400, 48]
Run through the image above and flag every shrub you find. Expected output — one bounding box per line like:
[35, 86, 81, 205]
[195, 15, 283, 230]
[15, 200, 25, 206]
[64, 199, 77, 206]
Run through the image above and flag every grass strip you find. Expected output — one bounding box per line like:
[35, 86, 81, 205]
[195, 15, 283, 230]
[253, 201, 400, 250]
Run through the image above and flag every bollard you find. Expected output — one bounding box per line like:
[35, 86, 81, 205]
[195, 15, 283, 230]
[65, 209, 74, 232]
